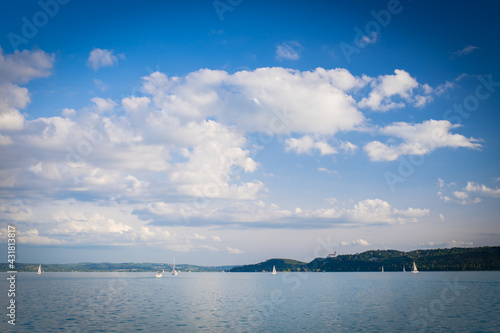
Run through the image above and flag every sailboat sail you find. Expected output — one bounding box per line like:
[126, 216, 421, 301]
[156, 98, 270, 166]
[172, 258, 178, 276]
[37, 264, 42, 275]
[381, 266, 384, 273]
[411, 261, 419, 273]
[272, 265, 277, 275]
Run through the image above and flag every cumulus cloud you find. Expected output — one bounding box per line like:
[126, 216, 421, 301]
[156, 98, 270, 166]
[87, 48, 121, 71]
[364, 120, 482, 161]
[285, 135, 337, 155]
[137, 196, 429, 228]
[226, 247, 243, 254]
[275, 41, 302, 60]
[0, 48, 55, 132]
[142, 67, 366, 136]
[359, 69, 431, 111]
[464, 182, 500, 198]
[341, 238, 371, 246]
[91, 97, 117, 113]
[438, 179, 500, 204]
[348, 198, 429, 224]
[17, 229, 64, 245]
[0, 47, 55, 84]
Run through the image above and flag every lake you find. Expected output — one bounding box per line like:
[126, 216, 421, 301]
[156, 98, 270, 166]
[1, 271, 499, 332]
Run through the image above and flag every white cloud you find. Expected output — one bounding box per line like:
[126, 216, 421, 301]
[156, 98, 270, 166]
[0, 47, 54, 84]
[364, 120, 482, 161]
[360, 32, 379, 46]
[450, 45, 479, 59]
[341, 238, 371, 246]
[348, 198, 429, 224]
[51, 211, 133, 235]
[464, 182, 500, 198]
[439, 180, 500, 205]
[359, 69, 430, 111]
[275, 41, 302, 60]
[226, 247, 243, 254]
[87, 48, 120, 71]
[0, 203, 33, 221]
[17, 229, 64, 245]
[62, 108, 77, 118]
[91, 97, 117, 113]
[422, 240, 474, 248]
[339, 141, 357, 154]
[317, 167, 337, 175]
[439, 214, 445, 223]
[285, 135, 337, 155]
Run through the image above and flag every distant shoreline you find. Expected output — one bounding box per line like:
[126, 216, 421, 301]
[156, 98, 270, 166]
[2, 246, 500, 273]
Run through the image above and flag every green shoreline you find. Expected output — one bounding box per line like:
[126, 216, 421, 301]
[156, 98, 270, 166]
[2, 246, 499, 273]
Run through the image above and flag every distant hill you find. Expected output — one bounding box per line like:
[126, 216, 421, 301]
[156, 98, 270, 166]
[0, 262, 236, 273]
[230, 246, 500, 272]
[230, 258, 306, 272]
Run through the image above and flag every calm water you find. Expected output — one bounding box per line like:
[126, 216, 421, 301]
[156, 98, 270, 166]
[1, 271, 499, 332]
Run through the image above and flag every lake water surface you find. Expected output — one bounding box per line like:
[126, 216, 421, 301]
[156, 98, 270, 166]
[1, 271, 499, 332]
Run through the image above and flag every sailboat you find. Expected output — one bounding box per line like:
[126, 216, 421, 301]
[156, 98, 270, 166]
[156, 271, 162, 278]
[381, 266, 384, 273]
[411, 261, 419, 274]
[403, 264, 406, 273]
[172, 258, 178, 276]
[272, 265, 277, 275]
[37, 264, 42, 275]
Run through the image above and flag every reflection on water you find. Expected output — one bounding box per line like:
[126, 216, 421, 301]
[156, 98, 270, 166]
[0, 271, 499, 332]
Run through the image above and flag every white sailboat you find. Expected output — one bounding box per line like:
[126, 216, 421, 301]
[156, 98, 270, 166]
[411, 261, 419, 274]
[37, 264, 42, 275]
[403, 264, 406, 273]
[172, 258, 178, 276]
[155, 271, 162, 278]
[272, 265, 277, 275]
[381, 266, 384, 273]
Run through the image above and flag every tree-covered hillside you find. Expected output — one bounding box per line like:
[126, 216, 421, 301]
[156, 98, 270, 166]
[230, 247, 500, 272]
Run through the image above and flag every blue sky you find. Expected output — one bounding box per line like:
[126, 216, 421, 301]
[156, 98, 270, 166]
[0, 0, 499, 266]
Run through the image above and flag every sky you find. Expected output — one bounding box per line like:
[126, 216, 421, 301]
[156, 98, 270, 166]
[0, 0, 499, 266]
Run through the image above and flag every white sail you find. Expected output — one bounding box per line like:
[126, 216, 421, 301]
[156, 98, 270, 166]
[381, 266, 384, 273]
[172, 258, 178, 276]
[411, 261, 419, 273]
[37, 264, 42, 275]
[403, 265, 406, 272]
[272, 265, 277, 275]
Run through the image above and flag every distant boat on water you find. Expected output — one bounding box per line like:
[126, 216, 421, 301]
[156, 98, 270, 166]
[381, 266, 384, 273]
[37, 264, 42, 275]
[156, 271, 162, 278]
[403, 264, 406, 273]
[172, 258, 178, 276]
[272, 266, 277, 275]
[411, 261, 419, 274]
